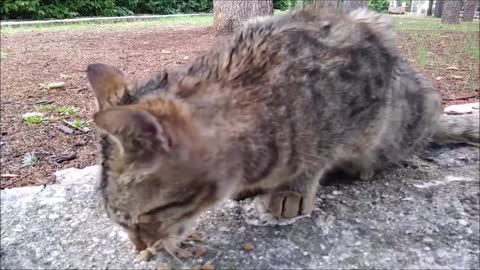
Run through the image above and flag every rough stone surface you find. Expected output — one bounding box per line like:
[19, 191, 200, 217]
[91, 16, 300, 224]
[1, 145, 479, 269]
[444, 102, 480, 115]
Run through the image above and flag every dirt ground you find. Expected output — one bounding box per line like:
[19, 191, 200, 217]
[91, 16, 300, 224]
[1, 25, 479, 189]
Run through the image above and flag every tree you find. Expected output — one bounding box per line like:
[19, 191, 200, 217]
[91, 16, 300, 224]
[343, 0, 368, 12]
[434, 0, 444, 17]
[291, 0, 297, 9]
[463, 0, 479, 21]
[427, 0, 434, 16]
[441, 0, 462, 23]
[213, 0, 274, 33]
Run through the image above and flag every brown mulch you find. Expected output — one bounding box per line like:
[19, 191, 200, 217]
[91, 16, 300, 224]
[1, 26, 478, 189]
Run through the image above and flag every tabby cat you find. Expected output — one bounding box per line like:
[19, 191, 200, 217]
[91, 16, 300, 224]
[86, 7, 479, 257]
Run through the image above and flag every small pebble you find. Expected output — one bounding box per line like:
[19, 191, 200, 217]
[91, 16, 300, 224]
[459, 219, 469, 226]
[243, 242, 254, 251]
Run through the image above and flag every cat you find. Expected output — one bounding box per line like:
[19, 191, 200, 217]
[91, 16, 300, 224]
[86, 7, 479, 258]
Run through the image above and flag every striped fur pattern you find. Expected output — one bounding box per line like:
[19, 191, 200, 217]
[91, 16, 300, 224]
[86, 7, 477, 256]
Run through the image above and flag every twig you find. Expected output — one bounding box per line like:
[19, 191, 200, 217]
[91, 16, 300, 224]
[34, 100, 54, 105]
[62, 120, 89, 132]
[443, 94, 479, 101]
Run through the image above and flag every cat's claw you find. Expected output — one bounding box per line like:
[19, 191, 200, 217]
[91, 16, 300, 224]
[267, 190, 314, 219]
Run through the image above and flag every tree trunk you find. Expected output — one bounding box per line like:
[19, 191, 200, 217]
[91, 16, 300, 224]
[291, 0, 297, 9]
[463, 0, 479, 21]
[434, 0, 444, 17]
[213, 0, 274, 33]
[427, 0, 434, 15]
[342, 0, 368, 12]
[441, 0, 462, 23]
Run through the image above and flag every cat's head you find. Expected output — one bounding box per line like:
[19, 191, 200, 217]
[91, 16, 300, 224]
[86, 63, 228, 252]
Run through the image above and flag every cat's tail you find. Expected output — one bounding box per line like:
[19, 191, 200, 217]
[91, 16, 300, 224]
[432, 113, 480, 147]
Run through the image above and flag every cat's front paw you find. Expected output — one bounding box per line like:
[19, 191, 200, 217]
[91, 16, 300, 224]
[267, 190, 314, 219]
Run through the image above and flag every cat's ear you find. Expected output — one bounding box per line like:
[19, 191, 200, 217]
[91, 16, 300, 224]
[86, 63, 133, 111]
[94, 107, 171, 153]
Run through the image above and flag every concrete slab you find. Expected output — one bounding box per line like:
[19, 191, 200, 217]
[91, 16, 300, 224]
[1, 145, 479, 269]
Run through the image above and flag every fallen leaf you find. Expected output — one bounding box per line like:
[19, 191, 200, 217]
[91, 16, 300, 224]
[446, 66, 459, 70]
[450, 75, 463, 80]
[47, 82, 65, 89]
[191, 265, 201, 270]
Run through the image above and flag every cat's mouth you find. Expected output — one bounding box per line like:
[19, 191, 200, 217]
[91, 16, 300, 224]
[126, 221, 194, 261]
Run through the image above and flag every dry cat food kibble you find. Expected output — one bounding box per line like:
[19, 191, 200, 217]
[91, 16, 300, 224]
[187, 230, 203, 242]
[201, 262, 214, 270]
[139, 249, 153, 261]
[191, 265, 201, 270]
[176, 248, 193, 259]
[243, 242, 255, 251]
[156, 265, 172, 270]
[194, 245, 208, 257]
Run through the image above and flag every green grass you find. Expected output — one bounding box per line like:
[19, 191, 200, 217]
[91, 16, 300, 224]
[392, 16, 479, 32]
[69, 119, 90, 128]
[469, 47, 480, 60]
[1, 15, 213, 34]
[22, 152, 39, 167]
[36, 104, 54, 111]
[56, 105, 79, 115]
[22, 113, 48, 124]
[416, 46, 428, 67]
[3, 11, 478, 34]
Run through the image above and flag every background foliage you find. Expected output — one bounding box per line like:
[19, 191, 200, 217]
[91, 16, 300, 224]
[368, 0, 390, 12]
[1, 0, 213, 19]
[1, 0, 392, 20]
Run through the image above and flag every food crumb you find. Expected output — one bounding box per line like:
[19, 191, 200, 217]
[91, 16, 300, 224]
[243, 242, 254, 251]
[191, 265, 201, 270]
[156, 264, 172, 270]
[187, 230, 203, 241]
[201, 262, 214, 270]
[177, 248, 193, 259]
[195, 245, 208, 257]
[139, 249, 153, 261]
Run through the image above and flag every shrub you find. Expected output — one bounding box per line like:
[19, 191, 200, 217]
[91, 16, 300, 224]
[368, 0, 389, 13]
[1, 0, 213, 20]
[273, 0, 290, 11]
